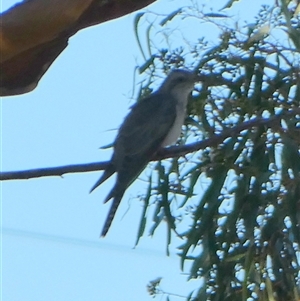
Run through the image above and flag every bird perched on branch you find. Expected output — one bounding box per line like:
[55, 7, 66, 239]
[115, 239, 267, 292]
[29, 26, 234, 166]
[90, 69, 200, 236]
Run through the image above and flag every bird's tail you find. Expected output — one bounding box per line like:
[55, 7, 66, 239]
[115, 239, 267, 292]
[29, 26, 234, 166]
[101, 190, 125, 236]
[90, 163, 115, 193]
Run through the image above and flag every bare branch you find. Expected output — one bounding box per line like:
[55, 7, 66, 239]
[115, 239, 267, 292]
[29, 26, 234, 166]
[1, 109, 298, 182]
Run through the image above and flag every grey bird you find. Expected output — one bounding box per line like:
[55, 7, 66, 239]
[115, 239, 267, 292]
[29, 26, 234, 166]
[90, 69, 200, 236]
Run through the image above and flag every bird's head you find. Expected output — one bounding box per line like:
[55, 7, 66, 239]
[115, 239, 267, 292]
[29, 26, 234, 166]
[159, 69, 200, 98]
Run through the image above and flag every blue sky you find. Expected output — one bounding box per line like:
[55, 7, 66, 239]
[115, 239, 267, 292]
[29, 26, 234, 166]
[1, 0, 273, 300]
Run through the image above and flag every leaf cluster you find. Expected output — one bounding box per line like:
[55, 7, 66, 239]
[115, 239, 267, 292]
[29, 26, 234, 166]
[136, 2, 300, 300]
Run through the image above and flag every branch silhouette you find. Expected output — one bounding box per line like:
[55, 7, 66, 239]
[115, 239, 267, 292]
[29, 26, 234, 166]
[1, 110, 298, 182]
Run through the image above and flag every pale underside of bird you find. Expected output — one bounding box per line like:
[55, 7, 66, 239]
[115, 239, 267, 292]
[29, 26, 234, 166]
[90, 69, 200, 236]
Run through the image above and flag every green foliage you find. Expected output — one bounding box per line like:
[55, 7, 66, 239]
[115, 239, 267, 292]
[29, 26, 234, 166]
[135, 1, 300, 300]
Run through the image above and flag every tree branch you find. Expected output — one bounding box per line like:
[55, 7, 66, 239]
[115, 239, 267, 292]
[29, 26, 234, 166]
[1, 110, 299, 181]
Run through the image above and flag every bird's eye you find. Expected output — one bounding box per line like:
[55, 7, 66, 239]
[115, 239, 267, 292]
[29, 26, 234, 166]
[177, 76, 185, 82]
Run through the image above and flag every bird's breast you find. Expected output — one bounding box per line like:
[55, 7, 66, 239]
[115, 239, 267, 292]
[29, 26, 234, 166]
[161, 102, 186, 147]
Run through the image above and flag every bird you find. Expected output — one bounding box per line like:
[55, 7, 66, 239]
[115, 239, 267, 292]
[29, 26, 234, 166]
[90, 69, 200, 236]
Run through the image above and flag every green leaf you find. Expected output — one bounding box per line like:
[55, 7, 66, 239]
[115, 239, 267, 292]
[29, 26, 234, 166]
[180, 165, 228, 269]
[204, 13, 228, 18]
[160, 8, 182, 26]
[219, 0, 240, 10]
[135, 175, 152, 246]
[138, 55, 155, 73]
[179, 166, 203, 207]
[133, 12, 146, 60]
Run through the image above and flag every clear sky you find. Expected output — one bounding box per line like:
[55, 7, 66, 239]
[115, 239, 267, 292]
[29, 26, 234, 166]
[1, 1, 273, 300]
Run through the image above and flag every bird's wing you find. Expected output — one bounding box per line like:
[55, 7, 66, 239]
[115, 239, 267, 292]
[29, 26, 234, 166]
[106, 92, 177, 196]
[99, 93, 177, 236]
[115, 92, 177, 157]
[90, 93, 176, 195]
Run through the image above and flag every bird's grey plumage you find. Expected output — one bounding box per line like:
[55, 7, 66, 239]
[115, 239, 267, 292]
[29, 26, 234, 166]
[90, 69, 199, 236]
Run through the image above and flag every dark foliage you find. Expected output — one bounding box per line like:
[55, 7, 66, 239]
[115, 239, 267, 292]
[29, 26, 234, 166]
[138, 2, 300, 300]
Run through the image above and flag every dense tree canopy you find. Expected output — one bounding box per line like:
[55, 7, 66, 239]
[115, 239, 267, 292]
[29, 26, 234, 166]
[135, 1, 300, 300]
